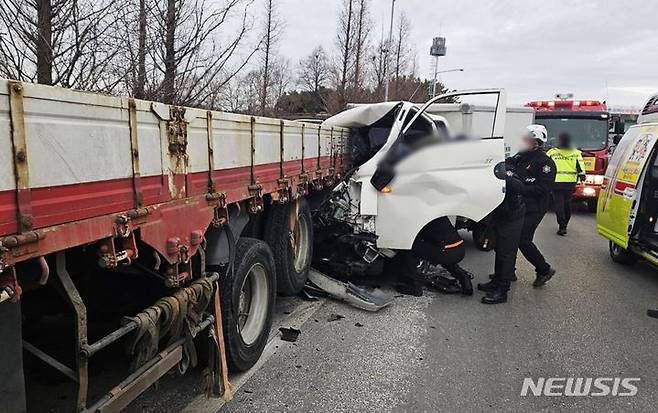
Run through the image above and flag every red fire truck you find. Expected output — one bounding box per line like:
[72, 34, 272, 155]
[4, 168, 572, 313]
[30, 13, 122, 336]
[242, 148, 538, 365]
[527, 98, 610, 211]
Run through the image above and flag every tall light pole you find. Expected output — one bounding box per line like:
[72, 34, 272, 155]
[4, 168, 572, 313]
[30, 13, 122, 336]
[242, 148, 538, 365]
[430, 37, 447, 98]
[383, 0, 397, 102]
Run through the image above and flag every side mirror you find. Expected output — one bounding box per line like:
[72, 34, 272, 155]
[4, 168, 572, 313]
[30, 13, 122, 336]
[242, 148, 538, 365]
[494, 161, 507, 180]
[613, 134, 622, 145]
[614, 121, 626, 135]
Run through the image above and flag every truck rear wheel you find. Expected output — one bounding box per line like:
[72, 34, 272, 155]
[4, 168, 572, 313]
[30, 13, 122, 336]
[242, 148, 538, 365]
[220, 238, 276, 371]
[265, 198, 314, 295]
[587, 199, 598, 213]
[609, 241, 638, 265]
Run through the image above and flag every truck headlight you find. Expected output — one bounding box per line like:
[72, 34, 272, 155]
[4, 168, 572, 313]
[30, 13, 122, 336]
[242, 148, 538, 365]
[583, 187, 597, 197]
[585, 174, 605, 185]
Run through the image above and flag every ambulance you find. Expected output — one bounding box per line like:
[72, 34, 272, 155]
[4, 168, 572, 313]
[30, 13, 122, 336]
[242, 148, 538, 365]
[596, 94, 658, 264]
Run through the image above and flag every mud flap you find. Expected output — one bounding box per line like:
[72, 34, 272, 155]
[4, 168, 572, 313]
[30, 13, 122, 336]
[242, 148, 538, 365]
[307, 269, 394, 312]
[0, 300, 27, 413]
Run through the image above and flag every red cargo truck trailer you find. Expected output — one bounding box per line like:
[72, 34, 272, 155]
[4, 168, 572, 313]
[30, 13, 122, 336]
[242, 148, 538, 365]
[0, 78, 349, 413]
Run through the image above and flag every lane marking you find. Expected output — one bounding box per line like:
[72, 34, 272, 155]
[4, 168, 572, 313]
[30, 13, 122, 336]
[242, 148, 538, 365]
[180, 298, 326, 413]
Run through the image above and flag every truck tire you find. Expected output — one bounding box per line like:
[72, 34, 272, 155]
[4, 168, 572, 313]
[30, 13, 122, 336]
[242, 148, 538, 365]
[609, 241, 638, 265]
[265, 199, 314, 295]
[220, 238, 276, 372]
[472, 224, 495, 251]
[587, 199, 598, 213]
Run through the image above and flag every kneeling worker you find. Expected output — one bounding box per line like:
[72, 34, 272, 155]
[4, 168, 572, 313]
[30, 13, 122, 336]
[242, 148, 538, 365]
[547, 132, 586, 235]
[393, 216, 473, 297]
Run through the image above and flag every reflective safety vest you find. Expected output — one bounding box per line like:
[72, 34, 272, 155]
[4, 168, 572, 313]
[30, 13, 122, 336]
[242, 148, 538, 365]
[546, 147, 586, 183]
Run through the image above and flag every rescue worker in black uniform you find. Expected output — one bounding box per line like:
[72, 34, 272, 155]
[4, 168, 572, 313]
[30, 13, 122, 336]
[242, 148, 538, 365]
[478, 125, 557, 304]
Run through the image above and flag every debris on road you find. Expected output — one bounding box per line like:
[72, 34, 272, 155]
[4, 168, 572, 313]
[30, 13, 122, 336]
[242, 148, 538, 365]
[301, 283, 328, 300]
[327, 313, 345, 322]
[279, 328, 301, 342]
[307, 269, 394, 312]
[354, 322, 364, 327]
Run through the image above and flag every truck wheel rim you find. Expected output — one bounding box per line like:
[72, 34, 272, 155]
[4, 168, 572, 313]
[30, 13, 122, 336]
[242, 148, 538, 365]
[291, 214, 310, 273]
[238, 263, 269, 345]
[611, 243, 621, 256]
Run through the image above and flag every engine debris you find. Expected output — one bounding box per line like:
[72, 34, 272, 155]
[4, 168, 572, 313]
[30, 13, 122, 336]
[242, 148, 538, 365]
[279, 327, 301, 342]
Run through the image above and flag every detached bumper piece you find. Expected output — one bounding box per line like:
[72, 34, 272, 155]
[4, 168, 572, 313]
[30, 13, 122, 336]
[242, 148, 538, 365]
[307, 269, 394, 312]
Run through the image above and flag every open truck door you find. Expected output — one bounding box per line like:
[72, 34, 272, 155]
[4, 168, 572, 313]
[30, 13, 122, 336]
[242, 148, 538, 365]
[354, 89, 508, 250]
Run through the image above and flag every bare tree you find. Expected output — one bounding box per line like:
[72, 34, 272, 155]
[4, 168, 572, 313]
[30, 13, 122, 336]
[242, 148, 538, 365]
[369, 29, 388, 100]
[298, 46, 328, 93]
[258, 0, 283, 115]
[0, 0, 118, 89]
[36, 0, 53, 84]
[334, 0, 354, 109]
[107, 0, 154, 98]
[269, 56, 291, 109]
[212, 73, 250, 112]
[161, 0, 176, 102]
[242, 68, 262, 114]
[148, 0, 259, 106]
[392, 12, 413, 95]
[352, 0, 371, 91]
[135, 0, 148, 98]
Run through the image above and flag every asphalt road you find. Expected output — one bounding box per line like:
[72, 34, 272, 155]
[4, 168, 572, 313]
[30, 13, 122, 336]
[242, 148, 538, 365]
[127, 210, 658, 412]
[219, 210, 658, 413]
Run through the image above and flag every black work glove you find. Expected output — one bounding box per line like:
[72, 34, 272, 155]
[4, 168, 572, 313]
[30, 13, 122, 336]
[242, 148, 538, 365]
[505, 173, 525, 195]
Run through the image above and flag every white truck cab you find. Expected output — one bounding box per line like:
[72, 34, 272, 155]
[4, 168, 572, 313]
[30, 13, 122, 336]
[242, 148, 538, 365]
[321, 89, 509, 252]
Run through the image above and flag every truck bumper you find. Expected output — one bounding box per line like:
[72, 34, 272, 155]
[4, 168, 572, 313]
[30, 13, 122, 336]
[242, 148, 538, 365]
[574, 184, 600, 200]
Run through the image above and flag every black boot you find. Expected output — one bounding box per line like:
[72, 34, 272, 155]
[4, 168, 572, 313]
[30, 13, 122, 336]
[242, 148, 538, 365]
[460, 272, 474, 296]
[448, 265, 473, 296]
[481, 289, 508, 304]
[533, 267, 556, 287]
[488, 273, 517, 282]
[425, 274, 461, 294]
[477, 280, 499, 292]
[557, 227, 567, 236]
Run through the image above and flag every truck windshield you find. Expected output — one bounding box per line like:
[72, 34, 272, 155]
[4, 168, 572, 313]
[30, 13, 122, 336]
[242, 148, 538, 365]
[538, 117, 609, 150]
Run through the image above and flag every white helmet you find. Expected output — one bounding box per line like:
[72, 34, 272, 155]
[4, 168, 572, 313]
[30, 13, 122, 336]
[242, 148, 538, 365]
[525, 124, 548, 143]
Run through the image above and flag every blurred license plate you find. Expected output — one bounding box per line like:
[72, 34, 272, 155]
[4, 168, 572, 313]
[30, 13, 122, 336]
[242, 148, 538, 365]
[583, 157, 596, 171]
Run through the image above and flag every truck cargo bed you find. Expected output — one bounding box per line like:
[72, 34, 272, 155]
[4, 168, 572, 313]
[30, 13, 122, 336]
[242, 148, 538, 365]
[0, 79, 348, 267]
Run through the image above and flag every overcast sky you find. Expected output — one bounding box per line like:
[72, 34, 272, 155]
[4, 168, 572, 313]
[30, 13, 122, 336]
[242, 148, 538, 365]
[274, 0, 657, 107]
